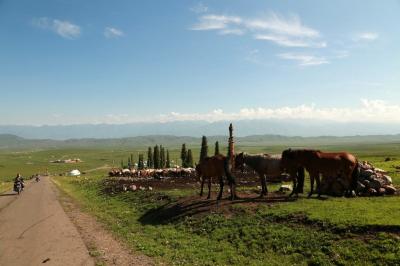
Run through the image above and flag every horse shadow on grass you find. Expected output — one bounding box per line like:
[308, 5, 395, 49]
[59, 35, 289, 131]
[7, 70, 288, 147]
[138, 194, 297, 226]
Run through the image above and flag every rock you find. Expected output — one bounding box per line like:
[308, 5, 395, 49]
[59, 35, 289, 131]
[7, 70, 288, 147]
[384, 185, 397, 195]
[129, 184, 137, 191]
[362, 180, 370, 188]
[360, 169, 374, 179]
[374, 168, 388, 174]
[122, 184, 128, 192]
[139, 186, 145, 191]
[356, 181, 366, 192]
[367, 174, 377, 181]
[279, 184, 293, 192]
[369, 179, 382, 190]
[148, 186, 153, 191]
[381, 175, 392, 185]
[378, 188, 386, 195]
[330, 181, 345, 197]
[368, 188, 377, 196]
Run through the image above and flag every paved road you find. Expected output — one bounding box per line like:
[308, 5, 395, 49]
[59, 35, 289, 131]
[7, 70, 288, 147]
[0, 177, 93, 265]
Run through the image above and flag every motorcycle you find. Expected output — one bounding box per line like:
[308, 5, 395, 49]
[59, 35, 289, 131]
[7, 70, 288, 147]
[14, 180, 23, 194]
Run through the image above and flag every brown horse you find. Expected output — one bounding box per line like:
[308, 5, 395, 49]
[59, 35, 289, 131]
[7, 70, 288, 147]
[281, 149, 359, 197]
[196, 154, 237, 200]
[235, 152, 305, 197]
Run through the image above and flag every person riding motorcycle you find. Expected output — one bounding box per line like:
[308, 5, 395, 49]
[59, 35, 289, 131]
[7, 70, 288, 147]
[14, 173, 25, 191]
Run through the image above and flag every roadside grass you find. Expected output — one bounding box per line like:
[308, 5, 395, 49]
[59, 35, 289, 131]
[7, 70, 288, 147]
[3, 145, 400, 264]
[0, 181, 12, 193]
[53, 174, 400, 265]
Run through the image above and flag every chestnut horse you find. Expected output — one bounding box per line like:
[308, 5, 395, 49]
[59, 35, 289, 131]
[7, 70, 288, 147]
[281, 149, 359, 197]
[196, 154, 237, 200]
[235, 152, 305, 197]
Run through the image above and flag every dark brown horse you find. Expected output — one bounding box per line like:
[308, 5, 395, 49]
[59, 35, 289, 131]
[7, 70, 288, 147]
[281, 149, 359, 197]
[196, 154, 237, 200]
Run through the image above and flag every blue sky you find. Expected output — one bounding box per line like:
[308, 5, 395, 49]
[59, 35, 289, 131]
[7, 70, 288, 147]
[1, 0, 399, 125]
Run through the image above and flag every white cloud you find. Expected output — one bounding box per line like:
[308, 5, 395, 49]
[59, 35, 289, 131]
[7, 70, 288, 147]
[277, 53, 329, 66]
[190, 15, 242, 30]
[190, 11, 326, 48]
[150, 99, 400, 123]
[255, 34, 326, 48]
[333, 50, 350, 59]
[190, 2, 208, 13]
[11, 99, 400, 125]
[219, 28, 245, 35]
[355, 32, 379, 41]
[104, 27, 125, 38]
[32, 17, 81, 39]
[245, 13, 319, 38]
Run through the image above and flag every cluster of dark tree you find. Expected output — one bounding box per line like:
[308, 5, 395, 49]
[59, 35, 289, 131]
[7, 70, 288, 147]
[119, 136, 221, 170]
[180, 143, 194, 168]
[120, 145, 171, 170]
[145, 145, 171, 169]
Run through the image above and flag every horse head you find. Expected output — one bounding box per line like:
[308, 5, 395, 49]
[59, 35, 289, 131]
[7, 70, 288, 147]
[281, 148, 298, 171]
[234, 152, 245, 173]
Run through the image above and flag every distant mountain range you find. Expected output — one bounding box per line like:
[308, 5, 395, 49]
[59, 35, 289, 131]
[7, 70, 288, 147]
[1, 119, 400, 140]
[1, 133, 400, 150]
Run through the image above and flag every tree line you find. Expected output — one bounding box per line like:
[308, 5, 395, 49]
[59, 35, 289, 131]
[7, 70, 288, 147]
[120, 136, 221, 169]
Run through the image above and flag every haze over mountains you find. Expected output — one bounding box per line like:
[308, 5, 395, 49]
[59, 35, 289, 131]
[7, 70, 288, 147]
[1, 120, 400, 150]
[1, 119, 400, 140]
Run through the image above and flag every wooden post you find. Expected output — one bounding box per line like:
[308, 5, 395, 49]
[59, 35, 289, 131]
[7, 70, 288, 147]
[228, 123, 235, 167]
[226, 123, 237, 200]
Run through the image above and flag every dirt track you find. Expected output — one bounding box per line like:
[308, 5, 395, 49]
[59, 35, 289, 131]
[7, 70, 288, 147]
[0, 177, 94, 265]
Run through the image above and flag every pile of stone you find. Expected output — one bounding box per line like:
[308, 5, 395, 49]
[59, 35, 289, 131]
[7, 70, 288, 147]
[122, 184, 153, 192]
[357, 161, 397, 196]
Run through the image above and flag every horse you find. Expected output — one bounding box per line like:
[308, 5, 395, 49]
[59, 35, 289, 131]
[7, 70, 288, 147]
[281, 149, 359, 197]
[235, 152, 304, 197]
[196, 154, 237, 200]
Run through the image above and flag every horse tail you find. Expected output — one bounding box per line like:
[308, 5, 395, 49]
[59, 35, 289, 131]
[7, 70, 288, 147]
[351, 161, 360, 192]
[296, 167, 305, 194]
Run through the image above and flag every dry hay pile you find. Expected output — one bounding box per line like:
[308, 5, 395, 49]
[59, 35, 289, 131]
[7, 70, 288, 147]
[356, 161, 397, 196]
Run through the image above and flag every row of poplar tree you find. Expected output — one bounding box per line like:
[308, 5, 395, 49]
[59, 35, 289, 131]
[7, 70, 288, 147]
[121, 136, 221, 169]
[181, 136, 221, 167]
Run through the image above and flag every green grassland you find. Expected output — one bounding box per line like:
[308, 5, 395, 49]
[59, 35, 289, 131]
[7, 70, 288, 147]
[1, 142, 400, 265]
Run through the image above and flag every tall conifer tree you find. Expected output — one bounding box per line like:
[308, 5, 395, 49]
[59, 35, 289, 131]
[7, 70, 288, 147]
[187, 149, 194, 168]
[199, 136, 208, 162]
[214, 141, 220, 155]
[147, 147, 153, 168]
[166, 150, 171, 168]
[153, 145, 160, 169]
[181, 144, 187, 167]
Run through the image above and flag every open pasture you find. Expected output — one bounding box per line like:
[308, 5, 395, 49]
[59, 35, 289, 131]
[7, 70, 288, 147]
[2, 142, 400, 265]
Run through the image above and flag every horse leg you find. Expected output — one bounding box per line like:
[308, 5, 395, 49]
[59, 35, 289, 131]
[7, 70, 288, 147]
[200, 176, 204, 197]
[316, 174, 321, 198]
[259, 173, 266, 197]
[207, 177, 212, 199]
[264, 175, 268, 196]
[226, 170, 237, 200]
[308, 174, 315, 198]
[289, 176, 297, 197]
[217, 176, 224, 200]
